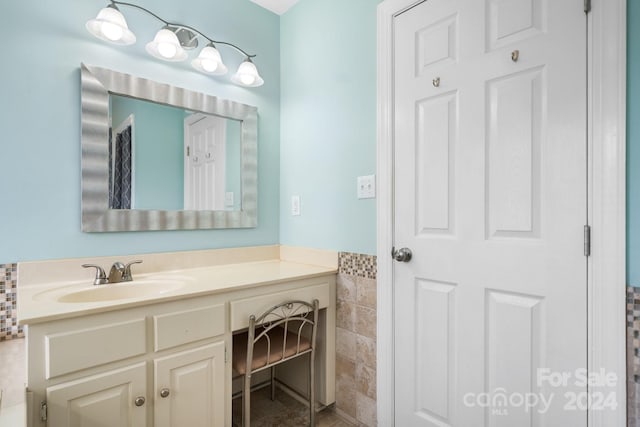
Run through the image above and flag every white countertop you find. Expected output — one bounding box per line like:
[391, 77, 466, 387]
[18, 259, 336, 325]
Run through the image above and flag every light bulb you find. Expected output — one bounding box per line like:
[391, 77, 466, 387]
[240, 74, 256, 85]
[158, 42, 177, 59]
[101, 21, 123, 41]
[146, 28, 187, 62]
[191, 45, 227, 75]
[200, 59, 218, 72]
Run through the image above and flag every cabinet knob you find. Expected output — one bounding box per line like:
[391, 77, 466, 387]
[134, 396, 145, 407]
[160, 388, 170, 398]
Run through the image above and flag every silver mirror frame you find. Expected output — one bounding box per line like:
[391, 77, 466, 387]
[80, 63, 258, 232]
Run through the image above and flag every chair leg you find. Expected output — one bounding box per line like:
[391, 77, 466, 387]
[309, 352, 315, 427]
[243, 373, 251, 427]
[240, 379, 244, 427]
[271, 366, 276, 401]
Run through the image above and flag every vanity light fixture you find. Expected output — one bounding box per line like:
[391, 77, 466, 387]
[86, 1, 263, 87]
[86, 4, 136, 45]
[145, 27, 188, 62]
[231, 58, 264, 88]
[191, 43, 228, 75]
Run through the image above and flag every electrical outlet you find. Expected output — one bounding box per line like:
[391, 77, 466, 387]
[291, 195, 301, 216]
[357, 175, 376, 199]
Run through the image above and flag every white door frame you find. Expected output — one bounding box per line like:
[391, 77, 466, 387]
[376, 0, 627, 425]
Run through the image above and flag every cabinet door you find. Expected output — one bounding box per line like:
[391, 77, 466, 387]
[46, 363, 147, 427]
[154, 342, 225, 427]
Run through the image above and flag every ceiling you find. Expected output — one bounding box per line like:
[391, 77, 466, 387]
[250, 0, 300, 15]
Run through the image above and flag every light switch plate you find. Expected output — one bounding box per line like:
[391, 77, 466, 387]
[357, 175, 376, 199]
[225, 192, 234, 207]
[291, 195, 301, 216]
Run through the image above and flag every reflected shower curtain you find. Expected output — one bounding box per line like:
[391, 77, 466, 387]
[109, 125, 132, 209]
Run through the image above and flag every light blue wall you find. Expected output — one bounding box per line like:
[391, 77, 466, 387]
[279, 0, 380, 255]
[628, 0, 639, 284]
[0, 0, 280, 262]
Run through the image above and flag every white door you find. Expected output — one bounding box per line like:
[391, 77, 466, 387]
[393, 0, 587, 425]
[154, 342, 226, 427]
[184, 114, 227, 210]
[46, 363, 147, 427]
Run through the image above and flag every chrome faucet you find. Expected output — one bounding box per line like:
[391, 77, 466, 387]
[83, 260, 143, 285]
[108, 262, 126, 283]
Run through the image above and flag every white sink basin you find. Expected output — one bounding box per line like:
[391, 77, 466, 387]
[34, 277, 191, 303]
[59, 280, 186, 303]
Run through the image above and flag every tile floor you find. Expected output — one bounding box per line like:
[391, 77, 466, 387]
[232, 386, 355, 427]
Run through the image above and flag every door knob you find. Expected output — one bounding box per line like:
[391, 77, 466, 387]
[134, 396, 145, 407]
[392, 247, 412, 262]
[160, 388, 170, 398]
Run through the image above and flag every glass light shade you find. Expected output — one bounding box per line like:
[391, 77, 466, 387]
[86, 6, 136, 45]
[145, 28, 187, 62]
[191, 45, 228, 75]
[231, 60, 264, 87]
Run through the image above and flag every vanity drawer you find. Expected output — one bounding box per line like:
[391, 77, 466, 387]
[45, 318, 146, 379]
[230, 282, 330, 331]
[154, 304, 225, 351]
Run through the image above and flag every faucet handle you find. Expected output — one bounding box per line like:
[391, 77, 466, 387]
[82, 264, 108, 286]
[123, 260, 143, 281]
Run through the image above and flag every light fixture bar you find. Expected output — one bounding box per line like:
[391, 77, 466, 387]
[108, 0, 257, 59]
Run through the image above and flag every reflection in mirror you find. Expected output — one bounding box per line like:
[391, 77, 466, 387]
[81, 63, 258, 232]
[109, 95, 242, 211]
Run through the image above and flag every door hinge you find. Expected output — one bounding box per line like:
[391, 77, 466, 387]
[584, 225, 591, 257]
[40, 401, 47, 422]
[225, 346, 228, 363]
[186, 146, 190, 157]
[584, 0, 591, 14]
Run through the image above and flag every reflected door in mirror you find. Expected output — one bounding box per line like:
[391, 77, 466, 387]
[184, 114, 226, 210]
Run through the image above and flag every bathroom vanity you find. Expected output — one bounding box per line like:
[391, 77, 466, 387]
[18, 246, 336, 427]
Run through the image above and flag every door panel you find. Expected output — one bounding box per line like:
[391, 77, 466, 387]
[486, 67, 544, 238]
[415, 279, 456, 423]
[416, 13, 458, 73]
[485, 290, 544, 426]
[415, 92, 457, 235]
[487, 0, 544, 50]
[393, 0, 587, 425]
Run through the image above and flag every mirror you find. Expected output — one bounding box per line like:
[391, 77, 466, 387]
[109, 95, 242, 211]
[81, 63, 257, 232]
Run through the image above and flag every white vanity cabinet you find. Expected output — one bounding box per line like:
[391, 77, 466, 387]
[151, 304, 227, 426]
[46, 363, 148, 426]
[153, 342, 225, 427]
[44, 343, 226, 427]
[24, 273, 336, 427]
[27, 294, 229, 427]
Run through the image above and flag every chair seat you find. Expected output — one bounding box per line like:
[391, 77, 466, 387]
[233, 328, 312, 375]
